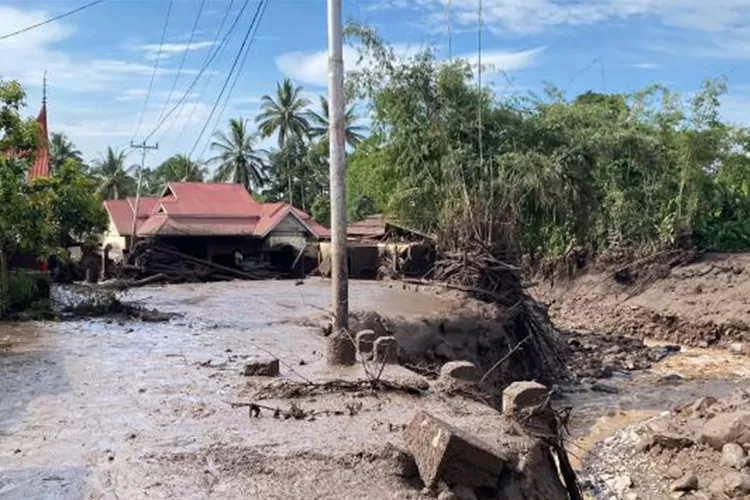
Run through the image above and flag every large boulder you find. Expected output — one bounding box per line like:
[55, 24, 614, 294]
[721, 443, 747, 469]
[723, 472, 750, 498]
[502, 381, 549, 416]
[700, 412, 750, 450]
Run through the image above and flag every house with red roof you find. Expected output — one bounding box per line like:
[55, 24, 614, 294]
[102, 182, 329, 264]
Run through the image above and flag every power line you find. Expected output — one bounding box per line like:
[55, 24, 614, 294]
[142, 0, 252, 144]
[163, 0, 238, 147]
[155, 0, 207, 126]
[0, 0, 105, 42]
[187, 0, 267, 160]
[197, 0, 268, 161]
[132, 0, 174, 142]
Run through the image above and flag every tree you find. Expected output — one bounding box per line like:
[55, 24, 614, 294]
[152, 154, 206, 192]
[49, 132, 83, 172]
[91, 147, 136, 200]
[308, 95, 366, 148]
[256, 78, 311, 204]
[208, 117, 266, 191]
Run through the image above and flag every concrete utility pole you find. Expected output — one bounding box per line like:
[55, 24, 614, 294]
[129, 140, 158, 251]
[326, 0, 354, 366]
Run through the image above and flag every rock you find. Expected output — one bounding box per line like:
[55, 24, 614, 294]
[373, 336, 399, 364]
[660, 372, 684, 383]
[671, 475, 699, 492]
[437, 492, 457, 500]
[625, 493, 639, 500]
[651, 432, 695, 451]
[700, 412, 750, 450]
[502, 381, 549, 416]
[434, 342, 456, 361]
[404, 411, 507, 489]
[729, 343, 746, 355]
[242, 358, 280, 377]
[708, 477, 726, 498]
[724, 472, 750, 498]
[666, 466, 684, 480]
[691, 397, 718, 415]
[591, 381, 619, 394]
[721, 443, 747, 469]
[440, 361, 479, 384]
[610, 475, 633, 493]
[356, 330, 376, 358]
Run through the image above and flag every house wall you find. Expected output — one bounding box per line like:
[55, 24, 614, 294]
[101, 219, 128, 261]
[266, 214, 310, 250]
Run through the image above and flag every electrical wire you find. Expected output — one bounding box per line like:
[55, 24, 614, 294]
[0, 0, 105, 42]
[142, 0, 252, 144]
[155, 0, 207, 126]
[187, 0, 266, 160]
[196, 0, 268, 161]
[162, 0, 237, 147]
[132, 0, 174, 142]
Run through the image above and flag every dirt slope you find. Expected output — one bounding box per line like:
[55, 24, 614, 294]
[533, 252, 750, 347]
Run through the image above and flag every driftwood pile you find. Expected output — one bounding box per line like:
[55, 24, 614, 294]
[112, 241, 277, 287]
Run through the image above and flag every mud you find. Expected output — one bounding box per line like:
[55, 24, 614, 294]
[0, 279, 553, 499]
[534, 252, 750, 348]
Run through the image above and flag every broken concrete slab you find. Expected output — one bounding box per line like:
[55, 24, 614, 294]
[374, 336, 398, 364]
[502, 381, 549, 416]
[356, 330, 376, 359]
[405, 411, 507, 489]
[242, 358, 280, 377]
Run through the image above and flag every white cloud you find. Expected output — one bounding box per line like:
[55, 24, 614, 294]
[139, 41, 215, 61]
[116, 89, 200, 102]
[632, 62, 660, 69]
[387, 0, 750, 37]
[276, 43, 540, 87]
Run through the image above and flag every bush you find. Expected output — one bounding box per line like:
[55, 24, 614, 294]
[7, 269, 38, 312]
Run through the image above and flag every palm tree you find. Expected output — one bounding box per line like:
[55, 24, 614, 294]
[49, 132, 83, 172]
[256, 78, 311, 204]
[154, 154, 206, 185]
[91, 147, 136, 200]
[308, 96, 366, 148]
[208, 117, 266, 191]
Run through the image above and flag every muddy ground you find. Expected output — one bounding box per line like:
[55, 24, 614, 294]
[3, 261, 750, 499]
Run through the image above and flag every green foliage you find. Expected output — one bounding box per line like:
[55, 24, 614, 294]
[343, 26, 750, 264]
[151, 154, 206, 193]
[208, 117, 266, 192]
[7, 269, 37, 312]
[91, 147, 136, 200]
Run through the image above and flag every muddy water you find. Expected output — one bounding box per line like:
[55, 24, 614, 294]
[1, 279, 748, 498]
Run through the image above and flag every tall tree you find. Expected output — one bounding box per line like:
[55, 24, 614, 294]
[208, 117, 266, 191]
[91, 147, 136, 200]
[49, 132, 83, 172]
[256, 78, 311, 204]
[152, 154, 206, 191]
[308, 95, 366, 148]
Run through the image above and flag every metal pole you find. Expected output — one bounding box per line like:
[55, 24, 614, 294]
[326, 0, 353, 366]
[129, 141, 158, 251]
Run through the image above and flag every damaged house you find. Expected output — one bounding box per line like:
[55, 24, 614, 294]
[102, 182, 328, 277]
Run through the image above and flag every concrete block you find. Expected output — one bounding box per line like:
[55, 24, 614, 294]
[356, 330, 376, 359]
[502, 381, 549, 416]
[405, 411, 506, 489]
[374, 336, 398, 364]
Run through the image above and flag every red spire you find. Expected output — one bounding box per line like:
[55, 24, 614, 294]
[28, 101, 50, 180]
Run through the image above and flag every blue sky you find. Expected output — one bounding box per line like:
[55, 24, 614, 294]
[1, 0, 749, 168]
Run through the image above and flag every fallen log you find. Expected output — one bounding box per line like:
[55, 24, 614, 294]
[98, 273, 168, 290]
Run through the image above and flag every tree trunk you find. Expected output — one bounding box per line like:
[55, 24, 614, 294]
[0, 248, 8, 318]
[287, 159, 293, 206]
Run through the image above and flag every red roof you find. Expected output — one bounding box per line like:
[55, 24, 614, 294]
[29, 103, 50, 180]
[105, 182, 329, 239]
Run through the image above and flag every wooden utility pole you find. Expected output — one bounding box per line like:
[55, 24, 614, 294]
[129, 140, 158, 251]
[326, 0, 353, 366]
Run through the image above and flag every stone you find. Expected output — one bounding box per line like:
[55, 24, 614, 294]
[610, 475, 633, 493]
[437, 492, 457, 500]
[708, 477, 726, 498]
[721, 443, 747, 469]
[591, 381, 619, 394]
[671, 475, 699, 492]
[373, 336, 399, 364]
[660, 372, 684, 383]
[242, 358, 280, 377]
[666, 466, 684, 480]
[502, 381, 549, 416]
[651, 433, 695, 451]
[723, 472, 750, 498]
[691, 397, 718, 415]
[440, 361, 479, 384]
[434, 342, 456, 361]
[356, 330, 376, 358]
[404, 411, 507, 489]
[700, 412, 750, 450]
[625, 493, 639, 500]
[729, 343, 746, 356]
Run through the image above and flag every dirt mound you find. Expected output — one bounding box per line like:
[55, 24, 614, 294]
[534, 252, 750, 348]
[582, 389, 750, 499]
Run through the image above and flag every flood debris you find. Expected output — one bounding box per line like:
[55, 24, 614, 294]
[242, 358, 280, 377]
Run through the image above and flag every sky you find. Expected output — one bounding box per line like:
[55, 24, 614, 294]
[1, 0, 749, 168]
